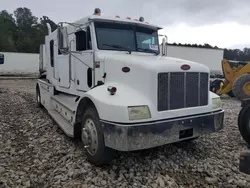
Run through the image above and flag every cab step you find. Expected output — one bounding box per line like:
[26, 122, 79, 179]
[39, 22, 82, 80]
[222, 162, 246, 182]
[48, 109, 74, 137]
[51, 94, 78, 113]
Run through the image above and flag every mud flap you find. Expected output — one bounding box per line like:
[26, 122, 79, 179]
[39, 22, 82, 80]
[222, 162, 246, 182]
[240, 151, 250, 175]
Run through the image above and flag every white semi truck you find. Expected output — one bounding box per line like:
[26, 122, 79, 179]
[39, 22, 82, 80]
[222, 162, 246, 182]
[36, 8, 224, 165]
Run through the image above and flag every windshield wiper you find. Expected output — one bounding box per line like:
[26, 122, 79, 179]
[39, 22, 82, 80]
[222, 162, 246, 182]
[137, 48, 159, 55]
[102, 44, 132, 54]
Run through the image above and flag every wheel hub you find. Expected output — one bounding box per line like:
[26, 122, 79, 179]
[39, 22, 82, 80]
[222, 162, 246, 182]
[81, 128, 90, 146]
[81, 118, 98, 155]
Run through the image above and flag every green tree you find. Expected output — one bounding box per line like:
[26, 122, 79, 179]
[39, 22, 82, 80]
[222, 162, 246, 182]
[13, 7, 38, 52]
[0, 10, 17, 51]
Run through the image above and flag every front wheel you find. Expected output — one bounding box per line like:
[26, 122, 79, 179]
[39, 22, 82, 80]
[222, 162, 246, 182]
[238, 104, 250, 146]
[81, 106, 115, 166]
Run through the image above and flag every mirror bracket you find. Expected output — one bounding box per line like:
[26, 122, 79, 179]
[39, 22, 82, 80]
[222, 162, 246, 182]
[159, 34, 168, 56]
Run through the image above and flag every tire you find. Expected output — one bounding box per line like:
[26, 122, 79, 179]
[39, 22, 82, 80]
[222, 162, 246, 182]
[36, 86, 43, 108]
[81, 106, 115, 166]
[232, 74, 250, 100]
[238, 104, 250, 146]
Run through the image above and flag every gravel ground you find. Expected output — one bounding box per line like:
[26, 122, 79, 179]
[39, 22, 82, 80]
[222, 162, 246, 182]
[1, 79, 250, 188]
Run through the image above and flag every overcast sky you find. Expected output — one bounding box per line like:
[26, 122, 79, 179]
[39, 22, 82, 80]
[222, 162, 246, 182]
[2, 0, 250, 49]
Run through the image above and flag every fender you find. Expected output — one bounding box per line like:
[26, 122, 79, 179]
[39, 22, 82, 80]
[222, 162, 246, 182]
[75, 82, 152, 123]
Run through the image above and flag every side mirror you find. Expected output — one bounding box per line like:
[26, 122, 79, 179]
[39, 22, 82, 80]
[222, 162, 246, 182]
[39, 44, 46, 73]
[58, 26, 69, 54]
[0, 54, 4, 64]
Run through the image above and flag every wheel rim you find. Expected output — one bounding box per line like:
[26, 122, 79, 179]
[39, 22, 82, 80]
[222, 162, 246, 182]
[81, 118, 98, 155]
[243, 82, 250, 96]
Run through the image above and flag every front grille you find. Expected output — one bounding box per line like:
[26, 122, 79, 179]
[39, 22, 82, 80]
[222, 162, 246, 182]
[158, 72, 209, 111]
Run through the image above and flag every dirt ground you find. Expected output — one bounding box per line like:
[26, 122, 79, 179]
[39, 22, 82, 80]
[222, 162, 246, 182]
[0, 79, 250, 188]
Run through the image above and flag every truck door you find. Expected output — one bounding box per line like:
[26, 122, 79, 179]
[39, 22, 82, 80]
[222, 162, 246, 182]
[57, 52, 70, 88]
[72, 26, 94, 92]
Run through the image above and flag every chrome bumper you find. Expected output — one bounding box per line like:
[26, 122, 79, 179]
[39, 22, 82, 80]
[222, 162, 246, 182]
[100, 110, 224, 151]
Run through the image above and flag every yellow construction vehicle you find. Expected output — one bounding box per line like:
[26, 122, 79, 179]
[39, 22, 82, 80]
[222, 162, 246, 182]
[233, 60, 250, 146]
[220, 59, 250, 175]
[210, 59, 250, 97]
[234, 66, 250, 175]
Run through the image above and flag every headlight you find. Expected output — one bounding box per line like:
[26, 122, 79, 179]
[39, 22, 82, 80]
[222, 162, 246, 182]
[128, 105, 151, 120]
[212, 97, 222, 109]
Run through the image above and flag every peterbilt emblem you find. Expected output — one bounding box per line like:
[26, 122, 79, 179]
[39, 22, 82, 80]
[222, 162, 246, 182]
[181, 64, 190, 70]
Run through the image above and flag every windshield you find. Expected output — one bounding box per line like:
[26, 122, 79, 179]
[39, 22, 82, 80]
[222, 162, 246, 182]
[94, 22, 160, 54]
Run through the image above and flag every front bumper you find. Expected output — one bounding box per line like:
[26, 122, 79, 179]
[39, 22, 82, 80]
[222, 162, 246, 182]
[100, 110, 224, 151]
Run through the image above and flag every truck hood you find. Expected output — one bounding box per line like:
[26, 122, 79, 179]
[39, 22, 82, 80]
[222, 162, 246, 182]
[94, 51, 210, 113]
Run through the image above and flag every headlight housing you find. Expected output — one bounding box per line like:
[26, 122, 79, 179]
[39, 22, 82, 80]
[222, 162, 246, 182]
[212, 97, 222, 109]
[128, 105, 151, 120]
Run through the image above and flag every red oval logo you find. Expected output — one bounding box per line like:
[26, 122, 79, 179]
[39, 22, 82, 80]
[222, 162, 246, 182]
[181, 64, 190, 70]
[122, 67, 130, 73]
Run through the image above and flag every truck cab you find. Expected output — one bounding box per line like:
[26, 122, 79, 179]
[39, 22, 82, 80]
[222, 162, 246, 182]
[36, 9, 224, 165]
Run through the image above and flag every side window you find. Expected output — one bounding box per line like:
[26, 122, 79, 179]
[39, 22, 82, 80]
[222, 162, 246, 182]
[75, 26, 92, 51]
[75, 30, 86, 51]
[0, 54, 4, 64]
[87, 27, 92, 50]
[50, 40, 54, 67]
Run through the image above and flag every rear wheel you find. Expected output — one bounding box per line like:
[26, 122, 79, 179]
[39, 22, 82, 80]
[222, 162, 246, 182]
[238, 104, 250, 146]
[232, 74, 250, 100]
[81, 106, 115, 166]
[36, 86, 43, 108]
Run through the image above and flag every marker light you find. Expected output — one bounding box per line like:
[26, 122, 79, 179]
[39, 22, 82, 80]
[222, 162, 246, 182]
[139, 17, 144, 22]
[107, 86, 117, 95]
[115, 15, 120, 18]
[126, 17, 131, 20]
